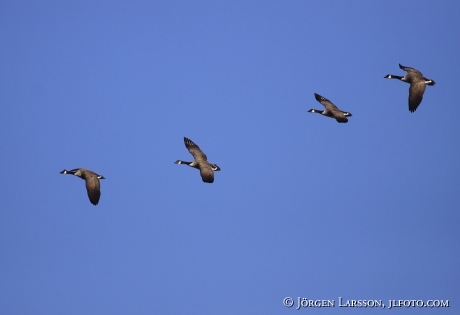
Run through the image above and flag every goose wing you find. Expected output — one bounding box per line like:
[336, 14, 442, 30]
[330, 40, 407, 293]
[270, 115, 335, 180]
[335, 116, 349, 123]
[199, 164, 215, 183]
[184, 137, 208, 161]
[314, 93, 340, 111]
[399, 64, 423, 77]
[408, 81, 426, 112]
[85, 175, 101, 205]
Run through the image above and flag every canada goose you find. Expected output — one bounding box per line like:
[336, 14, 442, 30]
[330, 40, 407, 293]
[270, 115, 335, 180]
[308, 93, 352, 123]
[60, 168, 105, 205]
[384, 64, 435, 112]
[175, 137, 221, 183]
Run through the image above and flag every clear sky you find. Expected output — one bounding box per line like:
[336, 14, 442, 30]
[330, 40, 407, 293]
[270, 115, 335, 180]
[1, 1, 459, 314]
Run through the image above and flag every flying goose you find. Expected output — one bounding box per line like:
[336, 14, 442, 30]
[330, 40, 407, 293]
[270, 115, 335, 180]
[384, 64, 435, 112]
[308, 93, 352, 123]
[175, 137, 221, 183]
[60, 168, 105, 205]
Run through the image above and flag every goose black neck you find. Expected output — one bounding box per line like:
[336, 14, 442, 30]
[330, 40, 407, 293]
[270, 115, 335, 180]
[60, 169, 76, 175]
[387, 75, 404, 80]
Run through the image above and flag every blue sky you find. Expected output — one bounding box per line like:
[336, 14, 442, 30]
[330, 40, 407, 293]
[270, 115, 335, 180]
[1, 1, 459, 314]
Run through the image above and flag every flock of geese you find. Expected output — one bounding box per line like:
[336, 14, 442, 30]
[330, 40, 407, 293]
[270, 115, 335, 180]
[60, 63, 435, 205]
